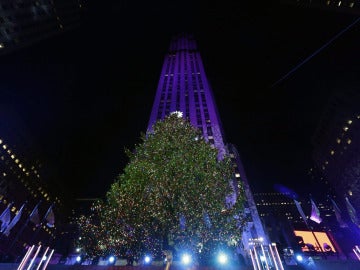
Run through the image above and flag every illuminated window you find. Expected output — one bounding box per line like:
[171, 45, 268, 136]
[2, 144, 7, 149]
[0, 139, 2, 144]
[336, 138, 341, 144]
[19, 164, 22, 168]
[347, 139, 351, 144]
[15, 159, 19, 163]
[0, 43, 4, 49]
[343, 126, 349, 131]
[330, 150, 335, 155]
[338, 1, 341, 6]
[10, 154, 15, 159]
[325, 161, 328, 165]
[347, 120, 352, 124]
[235, 173, 240, 178]
[349, 190, 353, 196]
[350, 2, 354, 7]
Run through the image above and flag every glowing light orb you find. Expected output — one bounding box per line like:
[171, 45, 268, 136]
[181, 254, 192, 265]
[218, 253, 228, 264]
[108, 256, 115, 263]
[144, 256, 151, 263]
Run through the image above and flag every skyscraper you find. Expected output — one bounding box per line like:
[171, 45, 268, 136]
[148, 34, 268, 252]
[311, 90, 360, 215]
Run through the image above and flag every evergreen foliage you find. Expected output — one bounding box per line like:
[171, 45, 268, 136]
[76, 114, 245, 261]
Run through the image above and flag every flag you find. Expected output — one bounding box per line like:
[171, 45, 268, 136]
[330, 198, 348, 228]
[29, 202, 41, 227]
[310, 199, 322, 224]
[4, 203, 25, 236]
[0, 204, 12, 233]
[345, 197, 359, 226]
[294, 200, 308, 226]
[45, 205, 55, 228]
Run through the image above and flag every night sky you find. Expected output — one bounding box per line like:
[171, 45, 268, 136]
[1, 1, 359, 209]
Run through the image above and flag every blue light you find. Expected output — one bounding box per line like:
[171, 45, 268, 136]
[296, 254, 303, 262]
[181, 253, 192, 265]
[144, 255, 151, 264]
[76, 256, 81, 263]
[108, 256, 115, 264]
[218, 253, 228, 265]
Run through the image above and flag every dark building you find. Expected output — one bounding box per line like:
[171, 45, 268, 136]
[147, 34, 268, 256]
[281, 0, 360, 14]
[0, 0, 85, 55]
[0, 108, 63, 262]
[311, 90, 360, 213]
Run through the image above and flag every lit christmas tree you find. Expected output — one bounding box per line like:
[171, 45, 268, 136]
[77, 113, 245, 262]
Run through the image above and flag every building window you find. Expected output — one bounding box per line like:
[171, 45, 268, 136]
[347, 139, 352, 144]
[330, 150, 335, 155]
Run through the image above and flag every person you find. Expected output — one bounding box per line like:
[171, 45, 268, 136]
[163, 250, 172, 270]
[126, 249, 134, 266]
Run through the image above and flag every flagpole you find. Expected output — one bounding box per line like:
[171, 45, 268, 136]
[295, 199, 325, 255]
[29, 203, 54, 246]
[7, 201, 41, 255]
[308, 196, 325, 255]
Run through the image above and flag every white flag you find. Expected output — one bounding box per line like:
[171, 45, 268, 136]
[294, 200, 308, 226]
[29, 202, 41, 227]
[4, 203, 25, 236]
[310, 199, 322, 224]
[0, 204, 12, 233]
[45, 205, 55, 228]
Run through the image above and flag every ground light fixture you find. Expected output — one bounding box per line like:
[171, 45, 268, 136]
[108, 256, 116, 264]
[217, 252, 228, 265]
[76, 256, 81, 263]
[181, 253, 192, 265]
[296, 254, 303, 262]
[144, 255, 151, 264]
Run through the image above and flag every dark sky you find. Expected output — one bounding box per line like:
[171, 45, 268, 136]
[1, 1, 359, 209]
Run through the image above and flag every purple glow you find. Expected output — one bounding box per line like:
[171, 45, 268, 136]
[147, 34, 226, 159]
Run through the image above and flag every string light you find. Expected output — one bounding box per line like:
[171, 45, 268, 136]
[76, 115, 245, 260]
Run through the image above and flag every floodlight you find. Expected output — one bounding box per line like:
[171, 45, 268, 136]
[296, 254, 303, 262]
[108, 256, 115, 264]
[217, 253, 228, 265]
[144, 255, 151, 264]
[181, 253, 192, 265]
[76, 256, 81, 263]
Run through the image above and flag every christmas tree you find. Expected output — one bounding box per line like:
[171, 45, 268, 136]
[77, 113, 245, 263]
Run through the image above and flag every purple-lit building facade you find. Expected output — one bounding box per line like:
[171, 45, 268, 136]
[147, 34, 268, 253]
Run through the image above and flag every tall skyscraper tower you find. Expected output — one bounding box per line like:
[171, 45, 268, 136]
[148, 34, 268, 253]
